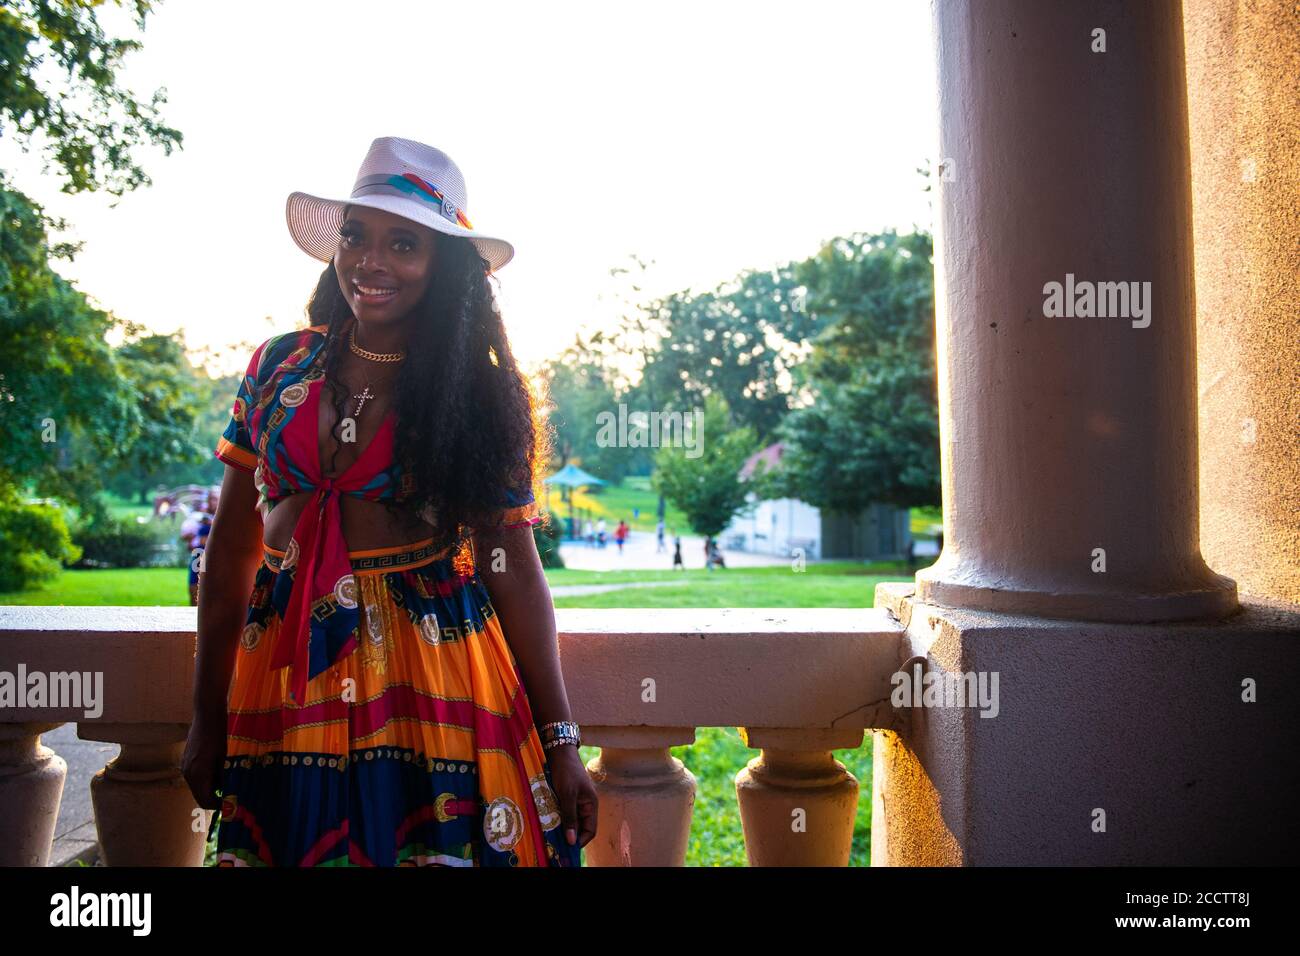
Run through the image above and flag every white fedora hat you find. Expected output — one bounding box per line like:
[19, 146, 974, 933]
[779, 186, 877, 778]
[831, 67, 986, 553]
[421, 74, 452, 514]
[286, 136, 514, 273]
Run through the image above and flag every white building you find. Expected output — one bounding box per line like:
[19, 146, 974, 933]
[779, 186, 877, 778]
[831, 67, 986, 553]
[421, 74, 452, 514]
[721, 442, 913, 561]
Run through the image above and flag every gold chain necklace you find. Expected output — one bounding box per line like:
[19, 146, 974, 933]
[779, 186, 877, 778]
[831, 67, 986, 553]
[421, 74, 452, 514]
[348, 325, 406, 362]
[346, 325, 405, 419]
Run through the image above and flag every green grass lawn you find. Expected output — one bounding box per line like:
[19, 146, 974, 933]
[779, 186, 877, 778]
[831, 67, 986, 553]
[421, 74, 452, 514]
[102, 490, 160, 522]
[4, 560, 912, 609]
[1, 567, 193, 605]
[550, 562, 910, 608]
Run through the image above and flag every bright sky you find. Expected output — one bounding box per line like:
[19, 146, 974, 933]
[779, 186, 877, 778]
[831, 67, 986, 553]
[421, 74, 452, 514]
[4, 0, 938, 377]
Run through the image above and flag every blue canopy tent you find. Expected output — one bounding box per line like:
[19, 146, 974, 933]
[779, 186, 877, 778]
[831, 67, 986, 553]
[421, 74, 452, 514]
[543, 464, 608, 539]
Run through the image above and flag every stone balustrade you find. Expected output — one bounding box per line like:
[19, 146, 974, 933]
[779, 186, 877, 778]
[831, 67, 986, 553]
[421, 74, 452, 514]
[0, 605, 905, 866]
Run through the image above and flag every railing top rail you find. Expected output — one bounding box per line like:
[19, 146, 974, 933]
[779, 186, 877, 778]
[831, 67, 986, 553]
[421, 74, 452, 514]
[0, 606, 906, 731]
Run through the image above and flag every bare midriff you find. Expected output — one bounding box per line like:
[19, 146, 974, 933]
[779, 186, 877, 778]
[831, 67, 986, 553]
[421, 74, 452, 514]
[261, 494, 440, 554]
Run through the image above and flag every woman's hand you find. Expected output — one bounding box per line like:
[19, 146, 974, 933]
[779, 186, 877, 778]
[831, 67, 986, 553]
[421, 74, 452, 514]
[547, 744, 598, 849]
[181, 708, 228, 812]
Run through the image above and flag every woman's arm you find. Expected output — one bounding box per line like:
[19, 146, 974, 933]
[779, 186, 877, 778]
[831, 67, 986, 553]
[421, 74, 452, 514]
[193, 464, 265, 719]
[470, 524, 573, 729]
[472, 523, 598, 848]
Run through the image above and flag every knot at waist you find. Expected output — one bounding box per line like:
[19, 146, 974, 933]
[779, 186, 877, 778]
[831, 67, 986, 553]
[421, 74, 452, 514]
[268, 479, 355, 705]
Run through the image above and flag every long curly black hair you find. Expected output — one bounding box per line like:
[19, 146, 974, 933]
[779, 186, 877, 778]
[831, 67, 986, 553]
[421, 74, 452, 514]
[302, 229, 550, 563]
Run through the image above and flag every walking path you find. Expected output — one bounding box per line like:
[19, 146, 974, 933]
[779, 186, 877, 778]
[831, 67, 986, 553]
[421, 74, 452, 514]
[557, 529, 793, 571]
[548, 580, 683, 597]
[46, 722, 113, 866]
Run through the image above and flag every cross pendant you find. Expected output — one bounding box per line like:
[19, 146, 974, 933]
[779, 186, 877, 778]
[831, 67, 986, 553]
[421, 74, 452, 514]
[352, 385, 375, 418]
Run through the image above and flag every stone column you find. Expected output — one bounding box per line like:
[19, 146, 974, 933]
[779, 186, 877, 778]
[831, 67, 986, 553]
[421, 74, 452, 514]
[1184, 0, 1300, 604]
[0, 722, 67, 866]
[735, 728, 863, 866]
[581, 727, 697, 866]
[84, 723, 208, 867]
[870, 0, 1300, 869]
[915, 0, 1237, 622]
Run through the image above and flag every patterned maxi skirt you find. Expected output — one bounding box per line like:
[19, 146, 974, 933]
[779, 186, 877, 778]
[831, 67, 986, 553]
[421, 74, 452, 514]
[212, 536, 581, 867]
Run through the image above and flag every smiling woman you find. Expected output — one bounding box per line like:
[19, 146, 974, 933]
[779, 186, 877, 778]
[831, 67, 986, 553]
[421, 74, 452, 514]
[339, 207, 435, 317]
[182, 136, 597, 867]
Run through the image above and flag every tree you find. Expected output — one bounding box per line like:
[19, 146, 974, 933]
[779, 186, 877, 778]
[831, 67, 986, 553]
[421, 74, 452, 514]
[775, 230, 940, 511]
[537, 332, 626, 478]
[587, 256, 673, 509]
[0, 177, 134, 516]
[0, 483, 81, 591]
[101, 330, 210, 503]
[631, 263, 819, 444]
[0, 0, 181, 586]
[0, 0, 182, 206]
[651, 393, 760, 538]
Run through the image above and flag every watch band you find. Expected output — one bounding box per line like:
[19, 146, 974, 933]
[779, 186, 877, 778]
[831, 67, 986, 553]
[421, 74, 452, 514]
[539, 720, 581, 751]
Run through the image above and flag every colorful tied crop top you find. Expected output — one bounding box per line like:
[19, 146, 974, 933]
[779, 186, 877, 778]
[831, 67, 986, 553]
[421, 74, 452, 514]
[214, 324, 541, 704]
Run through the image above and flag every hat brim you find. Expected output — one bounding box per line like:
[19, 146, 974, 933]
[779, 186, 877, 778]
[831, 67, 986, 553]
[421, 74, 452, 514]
[286, 191, 515, 273]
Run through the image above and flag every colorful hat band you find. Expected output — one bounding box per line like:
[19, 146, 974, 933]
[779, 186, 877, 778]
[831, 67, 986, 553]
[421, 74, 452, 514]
[350, 172, 474, 229]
